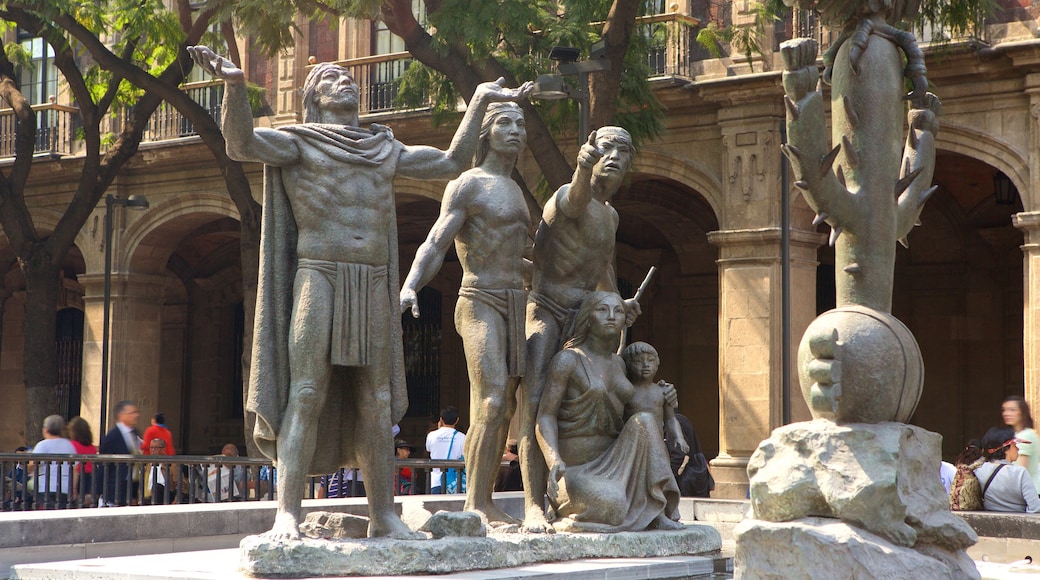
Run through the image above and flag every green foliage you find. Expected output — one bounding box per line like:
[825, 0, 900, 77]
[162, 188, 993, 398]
[696, 1, 782, 72]
[394, 0, 666, 146]
[916, 0, 999, 41]
[233, 0, 381, 57]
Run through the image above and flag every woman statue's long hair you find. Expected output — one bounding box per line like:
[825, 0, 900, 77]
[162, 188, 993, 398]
[564, 291, 623, 349]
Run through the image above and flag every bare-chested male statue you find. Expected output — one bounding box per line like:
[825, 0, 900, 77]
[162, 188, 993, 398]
[401, 102, 529, 526]
[520, 127, 640, 532]
[188, 45, 531, 541]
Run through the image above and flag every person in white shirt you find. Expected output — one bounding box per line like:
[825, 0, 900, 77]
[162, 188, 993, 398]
[426, 406, 465, 493]
[29, 415, 77, 509]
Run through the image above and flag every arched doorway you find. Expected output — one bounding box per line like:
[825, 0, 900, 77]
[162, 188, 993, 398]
[614, 176, 721, 457]
[122, 198, 243, 455]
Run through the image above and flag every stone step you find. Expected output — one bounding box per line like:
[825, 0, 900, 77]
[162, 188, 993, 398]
[11, 550, 722, 580]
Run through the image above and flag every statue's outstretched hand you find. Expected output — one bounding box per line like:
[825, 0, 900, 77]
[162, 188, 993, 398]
[474, 77, 534, 103]
[400, 288, 420, 318]
[668, 422, 690, 455]
[187, 46, 245, 85]
[658, 381, 678, 408]
[576, 130, 603, 170]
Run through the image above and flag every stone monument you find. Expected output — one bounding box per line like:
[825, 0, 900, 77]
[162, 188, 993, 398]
[401, 101, 530, 527]
[186, 45, 530, 546]
[732, 0, 980, 576]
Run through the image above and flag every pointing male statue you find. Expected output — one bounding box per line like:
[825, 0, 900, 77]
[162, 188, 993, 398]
[188, 45, 531, 541]
[401, 102, 530, 526]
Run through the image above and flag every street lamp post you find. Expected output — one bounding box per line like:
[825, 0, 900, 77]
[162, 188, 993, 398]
[531, 45, 611, 143]
[99, 194, 149, 433]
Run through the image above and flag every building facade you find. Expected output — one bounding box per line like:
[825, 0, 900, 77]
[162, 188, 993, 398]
[0, 2, 1037, 497]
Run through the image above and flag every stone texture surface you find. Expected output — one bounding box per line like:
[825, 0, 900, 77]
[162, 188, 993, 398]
[239, 524, 721, 577]
[747, 420, 976, 550]
[299, 511, 368, 540]
[419, 510, 486, 538]
[733, 517, 980, 580]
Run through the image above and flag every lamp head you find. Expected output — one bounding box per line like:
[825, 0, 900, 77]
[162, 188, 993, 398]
[125, 194, 150, 210]
[531, 74, 569, 100]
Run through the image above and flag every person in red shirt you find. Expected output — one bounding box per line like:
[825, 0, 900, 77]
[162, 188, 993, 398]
[394, 439, 415, 494]
[141, 413, 175, 455]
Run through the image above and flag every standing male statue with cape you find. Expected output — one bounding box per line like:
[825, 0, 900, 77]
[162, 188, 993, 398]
[189, 45, 531, 541]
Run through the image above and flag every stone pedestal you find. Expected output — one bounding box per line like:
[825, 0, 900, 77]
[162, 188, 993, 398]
[733, 421, 979, 579]
[240, 524, 722, 577]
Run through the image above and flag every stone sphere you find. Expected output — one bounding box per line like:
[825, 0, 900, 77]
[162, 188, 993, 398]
[797, 305, 923, 423]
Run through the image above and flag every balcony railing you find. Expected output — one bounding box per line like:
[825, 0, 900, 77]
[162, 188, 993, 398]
[132, 79, 224, 143]
[780, 9, 985, 55]
[641, 12, 702, 79]
[0, 102, 77, 158]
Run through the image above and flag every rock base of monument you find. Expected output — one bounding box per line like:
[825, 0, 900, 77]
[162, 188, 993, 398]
[734, 420, 980, 580]
[240, 524, 722, 577]
[734, 517, 978, 579]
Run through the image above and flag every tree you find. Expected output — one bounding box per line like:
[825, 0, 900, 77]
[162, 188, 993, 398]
[0, 0, 261, 445]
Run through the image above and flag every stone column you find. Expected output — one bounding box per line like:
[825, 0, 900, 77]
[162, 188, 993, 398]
[80, 273, 167, 433]
[706, 227, 823, 498]
[1015, 211, 1040, 412]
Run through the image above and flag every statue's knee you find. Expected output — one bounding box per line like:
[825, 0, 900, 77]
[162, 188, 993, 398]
[290, 381, 324, 410]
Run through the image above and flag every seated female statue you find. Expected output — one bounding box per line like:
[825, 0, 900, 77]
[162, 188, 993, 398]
[535, 290, 683, 532]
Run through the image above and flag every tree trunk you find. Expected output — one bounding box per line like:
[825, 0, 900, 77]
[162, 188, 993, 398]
[238, 204, 261, 457]
[21, 249, 61, 447]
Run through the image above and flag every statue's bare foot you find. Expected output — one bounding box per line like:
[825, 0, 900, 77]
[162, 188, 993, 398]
[470, 504, 521, 527]
[369, 513, 426, 540]
[520, 506, 555, 534]
[261, 512, 301, 542]
[651, 514, 686, 531]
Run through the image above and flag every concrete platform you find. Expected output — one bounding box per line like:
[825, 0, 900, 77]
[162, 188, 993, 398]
[10, 549, 718, 580]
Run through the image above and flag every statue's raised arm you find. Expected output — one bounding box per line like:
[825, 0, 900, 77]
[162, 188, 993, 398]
[186, 45, 297, 166]
[187, 45, 245, 85]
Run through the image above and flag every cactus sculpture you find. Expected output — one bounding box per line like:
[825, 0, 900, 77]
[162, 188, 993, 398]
[780, 0, 942, 423]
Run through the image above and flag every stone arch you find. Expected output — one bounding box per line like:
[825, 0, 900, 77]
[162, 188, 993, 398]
[122, 193, 241, 275]
[631, 147, 724, 225]
[936, 123, 1030, 210]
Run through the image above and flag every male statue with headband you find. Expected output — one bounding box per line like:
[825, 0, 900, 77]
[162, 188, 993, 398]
[402, 102, 530, 526]
[187, 45, 531, 541]
[522, 127, 642, 532]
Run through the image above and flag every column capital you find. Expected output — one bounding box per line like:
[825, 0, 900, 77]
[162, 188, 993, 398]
[1014, 211, 1040, 247]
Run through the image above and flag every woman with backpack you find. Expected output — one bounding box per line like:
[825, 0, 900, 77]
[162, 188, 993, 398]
[975, 426, 1040, 513]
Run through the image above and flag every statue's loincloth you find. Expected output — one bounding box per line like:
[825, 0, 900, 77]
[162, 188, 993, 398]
[297, 259, 388, 367]
[528, 289, 582, 341]
[457, 286, 527, 377]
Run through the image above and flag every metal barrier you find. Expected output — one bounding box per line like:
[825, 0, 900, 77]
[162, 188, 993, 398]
[0, 102, 77, 158]
[0, 453, 470, 511]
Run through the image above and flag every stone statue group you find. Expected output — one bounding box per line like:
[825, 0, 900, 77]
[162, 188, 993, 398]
[188, 46, 688, 541]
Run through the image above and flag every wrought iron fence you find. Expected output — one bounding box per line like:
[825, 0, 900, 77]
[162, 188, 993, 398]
[0, 453, 471, 511]
[132, 79, 224, 142]
[641, 12, 701, 78]
[0, 102, 77, 158]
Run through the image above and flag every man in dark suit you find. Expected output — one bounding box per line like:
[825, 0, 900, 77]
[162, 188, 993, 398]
[98, 400, 141, 506]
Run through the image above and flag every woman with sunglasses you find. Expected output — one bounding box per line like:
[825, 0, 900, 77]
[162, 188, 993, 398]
[975, 426, 1040, 513]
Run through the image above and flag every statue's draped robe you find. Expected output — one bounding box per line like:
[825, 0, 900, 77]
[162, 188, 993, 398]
[246, 124, 407, 475]
[549, 352, 680, 532]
